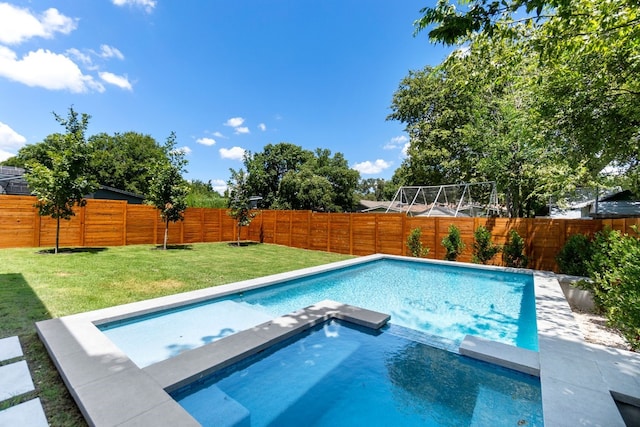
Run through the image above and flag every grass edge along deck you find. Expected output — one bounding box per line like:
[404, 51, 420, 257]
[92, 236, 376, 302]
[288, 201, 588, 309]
[35, 254, 639, 426]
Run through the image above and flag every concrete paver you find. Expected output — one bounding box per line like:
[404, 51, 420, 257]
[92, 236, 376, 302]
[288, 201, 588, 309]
[0, 398, 48, 427]
[0, 361, 34, 402]
[0, 337, 22, 362]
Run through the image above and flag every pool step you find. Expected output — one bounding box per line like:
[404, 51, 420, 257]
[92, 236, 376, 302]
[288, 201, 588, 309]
[178, 384, 250, 427]
[217, 325, 361, 426]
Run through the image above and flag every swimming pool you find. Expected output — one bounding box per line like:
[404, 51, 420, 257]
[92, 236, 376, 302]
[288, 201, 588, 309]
[100, 258, 537, 367]
[172, 320, 543, 427]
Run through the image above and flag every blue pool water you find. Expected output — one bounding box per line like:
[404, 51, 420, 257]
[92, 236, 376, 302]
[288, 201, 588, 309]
[172, 320, 543, 427]
[100, 258, 537, 367]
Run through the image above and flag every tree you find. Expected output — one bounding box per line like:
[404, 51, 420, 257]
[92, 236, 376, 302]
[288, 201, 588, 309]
[413, 0, 640, 195]
[472, 225, 500, 264]
[442, 224, 466, 261]
[185, 180, 226, 208]
[23, 107, 98, 254]
[146, 132, 189, 250]
[242, 142, 360, 212]
[227, 168, 257, 245]
[88, 132, 165, 195]
[407, 227, 430, 257]
[502, 229, 529, 268]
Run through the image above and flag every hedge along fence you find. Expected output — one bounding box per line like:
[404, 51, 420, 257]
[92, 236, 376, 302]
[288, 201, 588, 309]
[2, 195, 639, 272]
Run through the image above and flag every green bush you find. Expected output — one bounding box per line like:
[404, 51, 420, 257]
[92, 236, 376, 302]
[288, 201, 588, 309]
[472, 225, 500, 264]
[556, 233, 593, 277]
[407, 227, 430, 257]
[581, 227, 640, 350]
[502, 229, 528, 268]
[442, 224, 465, 261]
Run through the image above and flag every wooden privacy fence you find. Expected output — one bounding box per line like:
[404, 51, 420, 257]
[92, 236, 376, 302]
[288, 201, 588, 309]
[2, 195, 639, 272]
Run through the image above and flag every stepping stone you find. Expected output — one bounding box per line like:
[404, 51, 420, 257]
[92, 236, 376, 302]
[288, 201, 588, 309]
[0, 337, 22, 362]
[0, 361, 34, 402]
[0, 398, 48, 427]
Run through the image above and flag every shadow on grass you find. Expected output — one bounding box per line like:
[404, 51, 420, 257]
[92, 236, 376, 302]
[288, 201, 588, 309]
[36, 247, 108, 255]
[0, 273, 86, 424]
[227, 241, 261, 247]
[0, 273, 51, 336]
[152, 244, 193, 250]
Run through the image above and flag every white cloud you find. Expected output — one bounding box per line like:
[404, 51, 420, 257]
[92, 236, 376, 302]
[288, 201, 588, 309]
[210, 179, 227, 194]
[384, 135, 409, 150]
[0, 46, 104, 92]
[175, 146, 192, 155]
[0, 149, 14, 162]
[352, 159, 392, 175]
[66, 48, 93, 66]
[213, 131, 225, 138]
[219, 146, 245, 160]
[0, 122, 27, 153]
[112, 0, 156, 13]
[196, 137, 216, 146]
[0, 3, 77, 45]
[234, 126, 250, 135]
[225, 117, 245, 128]
[258, 123, 266, 131]
[99, 45, 124, 60]
[99, 71, 132, 90]
[401, 142, 410, 158]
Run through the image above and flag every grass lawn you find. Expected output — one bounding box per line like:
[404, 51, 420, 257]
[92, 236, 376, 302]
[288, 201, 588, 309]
[0, 242, 353, 426]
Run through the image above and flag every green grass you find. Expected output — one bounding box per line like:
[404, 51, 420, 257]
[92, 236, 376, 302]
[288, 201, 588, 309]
[0, 242, 353, 426]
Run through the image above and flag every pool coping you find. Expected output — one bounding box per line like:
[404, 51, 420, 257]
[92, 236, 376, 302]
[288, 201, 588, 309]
[35, 254, 640, 426]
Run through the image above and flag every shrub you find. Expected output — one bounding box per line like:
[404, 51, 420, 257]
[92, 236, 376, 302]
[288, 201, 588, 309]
[556, 234, 593, 277]
[472, 225, 500, 264]
[502, 229, 528, 268]
[442, 224, 465, 261]
[582, 227, 640, 350]
[407, 227, 430, 257]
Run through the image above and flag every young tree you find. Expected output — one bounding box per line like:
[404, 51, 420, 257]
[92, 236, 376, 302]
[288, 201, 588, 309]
[227, 168, 257, 246]
[442, 224, 466, 261]
[472, 225, 500, 264]
[24, 107, 98, 254]
[146, 132, 189, 250]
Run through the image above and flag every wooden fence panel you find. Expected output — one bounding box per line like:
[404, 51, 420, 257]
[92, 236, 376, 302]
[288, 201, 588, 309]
[84, 200, 127, 247]
[0, 196, 38, 248]
[2, 196, 640, 273]
[126, 205, 156, 245]
[290, 211, 310, 249]
[351, 214, 377, 256]
[182, 208, 204, 244]
[328, 213, 351, 254]
[377, 214, 405, 256]
[309, 212, 329, 252]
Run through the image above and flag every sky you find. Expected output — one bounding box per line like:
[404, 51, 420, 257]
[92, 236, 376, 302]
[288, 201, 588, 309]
[0, 0, 451, 193]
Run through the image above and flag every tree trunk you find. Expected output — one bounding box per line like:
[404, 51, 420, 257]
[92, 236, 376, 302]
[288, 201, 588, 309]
[55, 216, 60, 254]
[237, 223, 241, 246]
[164, 218, 169, 250]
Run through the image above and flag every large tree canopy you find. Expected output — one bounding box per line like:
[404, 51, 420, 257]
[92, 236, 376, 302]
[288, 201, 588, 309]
[241, 142, 360, 212]
[88, 132, 165, 196]
[390, 0, 639, 215]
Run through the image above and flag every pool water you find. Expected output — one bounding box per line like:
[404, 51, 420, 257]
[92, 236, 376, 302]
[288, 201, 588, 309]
[172, 320, 543, 427]
[100, 258, 537, 367]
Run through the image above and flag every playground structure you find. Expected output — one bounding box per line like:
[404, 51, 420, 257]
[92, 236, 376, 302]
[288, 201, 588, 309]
[386, 182, 500, 217]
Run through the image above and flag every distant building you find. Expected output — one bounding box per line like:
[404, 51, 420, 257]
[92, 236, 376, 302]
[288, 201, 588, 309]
[549, 188, 640, 219]
[0, 166, 145, 204]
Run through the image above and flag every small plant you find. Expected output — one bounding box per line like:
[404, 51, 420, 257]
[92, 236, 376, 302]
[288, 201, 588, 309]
[442, 224, 465, 261]
[407, 227, 430, 257]
[502, 229, 528, 268]
[556, 233, 593, 276]
[472, 225, 500, 264]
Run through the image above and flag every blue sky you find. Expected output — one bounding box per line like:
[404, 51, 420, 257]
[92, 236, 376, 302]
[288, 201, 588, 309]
[0, 0, 450, 192]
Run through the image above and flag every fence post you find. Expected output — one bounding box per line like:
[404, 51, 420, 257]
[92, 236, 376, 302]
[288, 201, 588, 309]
[79, 204, 86, 247]
[33, 205, 41, 248]
[122, 203, 127, 246]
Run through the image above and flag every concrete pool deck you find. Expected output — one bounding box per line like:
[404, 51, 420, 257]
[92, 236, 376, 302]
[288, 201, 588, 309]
[35, 254, 640, 426]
